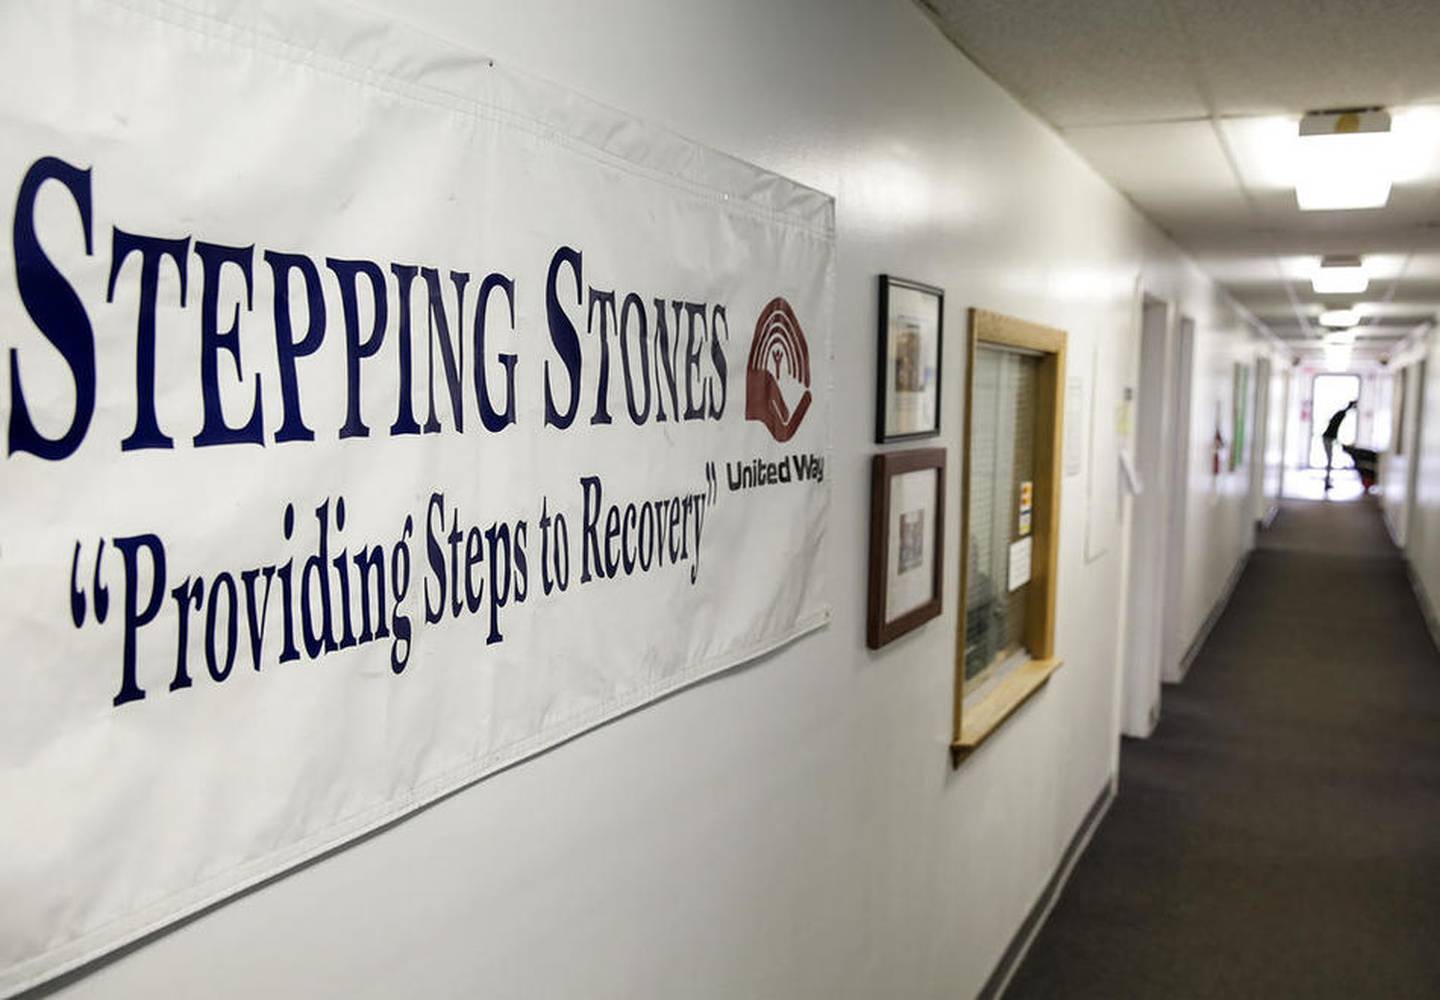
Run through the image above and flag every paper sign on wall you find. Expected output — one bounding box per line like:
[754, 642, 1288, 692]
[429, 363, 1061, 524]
[1018, 480, 1033, 536]
[0, 1, 834, 994]
[1008, 536, 1033, 592]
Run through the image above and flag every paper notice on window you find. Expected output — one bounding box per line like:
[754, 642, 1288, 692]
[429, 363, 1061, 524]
[1008, 536, 1034, 592]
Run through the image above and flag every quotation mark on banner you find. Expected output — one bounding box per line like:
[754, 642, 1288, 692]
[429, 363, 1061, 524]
[704, 461, 718, 505]
[70, 539, 110, 628]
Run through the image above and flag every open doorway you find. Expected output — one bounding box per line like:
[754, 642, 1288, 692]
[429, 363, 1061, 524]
[1308, 373, 1360, 467]
[1289, 373, 1362, 501]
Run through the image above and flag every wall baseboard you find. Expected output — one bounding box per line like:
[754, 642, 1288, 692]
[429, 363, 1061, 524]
[1381, 503, 1407, 550]
[976, 777, 1117, 1000]
[1168, 550, 1249, 685]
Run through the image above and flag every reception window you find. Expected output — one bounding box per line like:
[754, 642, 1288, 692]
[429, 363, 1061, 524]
[954, 310, 1066, 763]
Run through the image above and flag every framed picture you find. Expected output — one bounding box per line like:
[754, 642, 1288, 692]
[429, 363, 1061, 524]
[867, 447, 946, 649]
[876, 275, 944, 442]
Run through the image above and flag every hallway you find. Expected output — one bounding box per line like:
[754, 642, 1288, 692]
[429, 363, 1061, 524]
[15, 4, 1440, 997]
[1007, 499, 1440, 999]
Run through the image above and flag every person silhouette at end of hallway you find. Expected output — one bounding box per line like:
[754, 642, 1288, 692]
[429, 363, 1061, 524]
[1322, 399, 1357, 491]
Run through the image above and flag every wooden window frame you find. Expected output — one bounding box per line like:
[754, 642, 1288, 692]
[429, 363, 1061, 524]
[952, 309, 1066, 765]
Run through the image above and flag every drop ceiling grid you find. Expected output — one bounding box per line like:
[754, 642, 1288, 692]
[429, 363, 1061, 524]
[918, 0, 1440, 355]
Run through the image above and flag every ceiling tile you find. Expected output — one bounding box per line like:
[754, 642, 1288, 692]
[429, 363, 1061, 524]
[1064, 120, 1242, 209]
[921, 0, 1440, 338]
[918, 0, 1206, 125]
[1171, 0, 1440, 116]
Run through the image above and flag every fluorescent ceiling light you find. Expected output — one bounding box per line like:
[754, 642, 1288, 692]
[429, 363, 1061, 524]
[1319, 308, 1360, 327]
[1295, 110, 1392, 211]
[1324, 328, 1356, 346]
[1312, 256, 1368, 294]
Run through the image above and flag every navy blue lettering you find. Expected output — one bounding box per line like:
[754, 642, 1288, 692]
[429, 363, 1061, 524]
[464, 527, 484, 613]
[513, 521, 529, 603]
[485, 522, 511, 644]
[265, 251, 326, 443]
[113, 533, 167, 706]
[108, 229, 189, 450]
[654, 299, 683, 422]
[352, 546, 387, 644]
[618, 293, 651, 424]
[709, 304, 729, 419]
[422, 267, 467, 434]
[327, 257, 387, 440]
[587, 287, 616, 426]
[168, 576, 202, 692]
[9, 156, 95, 460]
[194, 241, 263, 447]
[240, 565, 276, 671]
[424, 492, 446, 625]
[205, 572, 238, 682]
[390, 515, 413, 674]
[475, 272, 517, 432]
[579, 474, 604, 581]
[544, 246, 582, 428]
[682, 301, 706, 421]
[388, 264, 422, 435]
[300, 500, 338, 658]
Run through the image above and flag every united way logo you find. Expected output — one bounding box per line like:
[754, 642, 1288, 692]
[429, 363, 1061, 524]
[745, 297, 812, 442]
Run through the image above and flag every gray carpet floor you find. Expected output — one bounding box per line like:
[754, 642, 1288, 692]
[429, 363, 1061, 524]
[1004, 498, 1440, 999]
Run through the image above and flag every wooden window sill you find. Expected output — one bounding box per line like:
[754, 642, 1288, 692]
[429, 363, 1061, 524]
[951, 656, 1062, 765]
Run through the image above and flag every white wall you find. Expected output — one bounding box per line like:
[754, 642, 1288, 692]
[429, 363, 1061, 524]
[1168, 318, 1270, 674]
[1400, 330, 1440, 631]
[41, 1, 1268, 997]
[1261, 361, 1291, 516]
[1381, 358, 1423, 546]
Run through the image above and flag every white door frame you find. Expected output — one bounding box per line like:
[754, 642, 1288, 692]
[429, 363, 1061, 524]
[1402, 359, 1427, 545]
[1160, 316, 1196, 685]
[1121, 295, 1175, 737]
[1274, 365, 1292, 507]
[1250, 355, 1271, 525]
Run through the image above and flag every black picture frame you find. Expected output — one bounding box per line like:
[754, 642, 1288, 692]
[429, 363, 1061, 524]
[867, 447, 947, 649]
[876, 274, 945, 443]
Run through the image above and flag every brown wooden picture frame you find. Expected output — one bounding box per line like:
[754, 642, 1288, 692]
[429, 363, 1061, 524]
[953, 309, 1066, 764]
[867, 447, 946, 649]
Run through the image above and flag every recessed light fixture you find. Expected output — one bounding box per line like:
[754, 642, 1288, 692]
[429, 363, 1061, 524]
[1312, 255, 1368, 294]
[1296, 109, 1393, 211]
[1318, 307, 1361, 327]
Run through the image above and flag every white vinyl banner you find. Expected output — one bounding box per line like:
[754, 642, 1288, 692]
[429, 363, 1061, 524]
[0, 1, 833, 993]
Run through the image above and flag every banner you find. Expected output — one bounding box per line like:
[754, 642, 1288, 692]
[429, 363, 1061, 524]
[0, 1, 833, 993]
